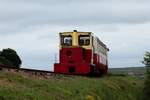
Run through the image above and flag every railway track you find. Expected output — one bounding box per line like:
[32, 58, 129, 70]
[0, 64, 58, 77]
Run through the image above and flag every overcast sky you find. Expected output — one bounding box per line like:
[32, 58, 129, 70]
[0, 0, 150, 71]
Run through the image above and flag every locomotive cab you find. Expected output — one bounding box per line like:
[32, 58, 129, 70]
[60, 31, 92, 49]
[54, 30, 108, 76]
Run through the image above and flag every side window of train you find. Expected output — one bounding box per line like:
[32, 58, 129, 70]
[78, 35, 90, 46]
[61, 35, 72, 46]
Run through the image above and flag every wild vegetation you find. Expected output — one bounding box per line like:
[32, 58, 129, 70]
[0, 71, 144, 100]
[142, 51, 150, 100]
[0, 48, 22, 68]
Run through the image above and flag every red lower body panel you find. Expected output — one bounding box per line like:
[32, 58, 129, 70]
[54, 47, 108, 76]
[54, 63, 90, 75]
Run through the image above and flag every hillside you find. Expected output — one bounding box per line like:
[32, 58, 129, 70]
[109, 67, 146, 76]
[0, 71, 144, 100]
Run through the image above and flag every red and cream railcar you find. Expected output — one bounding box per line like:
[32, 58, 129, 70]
[54, 30, 109, 75]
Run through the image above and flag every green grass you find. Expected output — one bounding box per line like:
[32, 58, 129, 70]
[0, 71, 144, 100]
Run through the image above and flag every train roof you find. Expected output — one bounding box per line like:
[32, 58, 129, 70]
[59, 30, 92, 34]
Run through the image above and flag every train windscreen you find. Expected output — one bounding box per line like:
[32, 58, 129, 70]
[78, 35, 90, 46]
[61, 35, 72, 46]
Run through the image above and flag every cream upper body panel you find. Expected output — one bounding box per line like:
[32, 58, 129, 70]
[59, 30, 108, 53]
[59, 31, 93, 50]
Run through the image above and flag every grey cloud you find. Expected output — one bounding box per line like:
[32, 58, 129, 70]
[0, 0, 150, 36]
[1, 0, 150, 25]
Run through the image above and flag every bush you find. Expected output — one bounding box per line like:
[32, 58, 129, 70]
[0, 48, 22, 68]
[0, 56, 13, 66]
[142, 52, 150, 100]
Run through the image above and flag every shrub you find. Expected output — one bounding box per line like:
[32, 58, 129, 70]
[0, 56, 13, 66]
[142, 52, 150, 100]
[0, 48, 22, 68]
